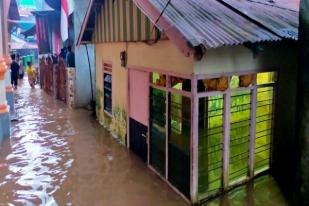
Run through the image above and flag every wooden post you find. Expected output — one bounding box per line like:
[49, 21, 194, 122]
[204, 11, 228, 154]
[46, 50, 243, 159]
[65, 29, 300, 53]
[248, 81, 257, 178]
[165, 75, 170, 179]
[222, 91, 231, 190]
[127, 69, 131, 149]
[190, 76, 199, 203]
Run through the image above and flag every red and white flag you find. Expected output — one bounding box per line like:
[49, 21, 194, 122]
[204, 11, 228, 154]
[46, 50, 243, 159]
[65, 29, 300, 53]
[67, 0, 74, 15]
[61, 0, 69, 42]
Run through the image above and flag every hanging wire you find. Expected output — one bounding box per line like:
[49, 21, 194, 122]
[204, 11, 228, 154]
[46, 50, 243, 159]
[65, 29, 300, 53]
[156, 0, 207, 33]
[150, 0, 172, 36]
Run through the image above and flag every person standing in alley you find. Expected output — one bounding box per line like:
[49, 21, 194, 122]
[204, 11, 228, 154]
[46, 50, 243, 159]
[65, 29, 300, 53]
[66, 46, 75, 67]
[59, 48, 66, 59]
[17, 54, 24, 79]
[26, 61, 36, 88]
[10, 54, 20, 89]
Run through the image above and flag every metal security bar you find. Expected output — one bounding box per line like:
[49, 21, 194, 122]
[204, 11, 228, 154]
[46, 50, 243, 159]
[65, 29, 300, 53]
[229, 91, 251, 185]
[168, 93, 191, 198]
[147, 71, 277, 202]
[198, 95, 224, 198]
[149, 88, 166, 176]
[254, 87, 275, 174]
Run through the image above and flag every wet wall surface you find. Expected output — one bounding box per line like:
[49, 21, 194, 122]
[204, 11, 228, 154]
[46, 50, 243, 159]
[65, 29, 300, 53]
[0, 82, 289, 206]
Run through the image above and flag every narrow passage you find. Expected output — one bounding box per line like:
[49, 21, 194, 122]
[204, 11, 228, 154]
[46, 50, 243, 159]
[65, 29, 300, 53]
[0, 82, 187, 206]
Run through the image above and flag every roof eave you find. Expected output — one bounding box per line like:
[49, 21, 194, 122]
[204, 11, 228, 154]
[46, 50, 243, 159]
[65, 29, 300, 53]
[76, 0, 95, 47]
[133, 0, 195, 57]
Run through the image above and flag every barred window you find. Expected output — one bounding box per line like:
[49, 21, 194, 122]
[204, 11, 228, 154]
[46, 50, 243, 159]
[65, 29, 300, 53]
[103, 62, 112, 115]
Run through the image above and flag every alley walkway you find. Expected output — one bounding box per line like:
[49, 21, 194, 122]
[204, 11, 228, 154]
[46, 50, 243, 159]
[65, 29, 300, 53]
[0, 81, 187, 206]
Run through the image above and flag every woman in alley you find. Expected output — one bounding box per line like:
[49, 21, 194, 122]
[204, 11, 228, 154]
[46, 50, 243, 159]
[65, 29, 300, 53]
[26, 61, 36, 88]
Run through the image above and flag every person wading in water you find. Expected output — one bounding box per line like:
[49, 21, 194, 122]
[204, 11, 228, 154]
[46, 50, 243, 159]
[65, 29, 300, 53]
[10, 54, 20, 89]
[26, 61, 36, 88]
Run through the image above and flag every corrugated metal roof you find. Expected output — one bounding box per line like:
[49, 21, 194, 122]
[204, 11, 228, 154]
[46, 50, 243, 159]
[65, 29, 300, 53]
[135, 0, 299, 49]
[221, 0, 299, 40]
[146, 0, 281, 49]
[247, 0, 300, 11]
[79, 0, 299, 49]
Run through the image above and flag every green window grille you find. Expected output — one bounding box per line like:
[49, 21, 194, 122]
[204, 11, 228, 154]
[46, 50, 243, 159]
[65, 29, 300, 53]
[229, 91, 251, 185]
[198, 95, 224, 198]
[254, 87, 275, 174]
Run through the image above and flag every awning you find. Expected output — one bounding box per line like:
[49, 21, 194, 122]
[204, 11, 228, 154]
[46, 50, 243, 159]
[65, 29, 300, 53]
[10, 35, 38, 50]
[76, 0, 104, 45]
[21, 25, 36, 37]
[9, 0, 20, 21]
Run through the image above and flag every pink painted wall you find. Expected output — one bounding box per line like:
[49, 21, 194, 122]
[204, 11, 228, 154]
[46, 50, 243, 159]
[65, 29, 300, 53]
[129, 69, 149, 126]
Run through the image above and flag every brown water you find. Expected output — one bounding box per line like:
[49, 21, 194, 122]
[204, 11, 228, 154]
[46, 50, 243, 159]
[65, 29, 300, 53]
[0, 82, 288, 206]
[203, 176, 288, 206]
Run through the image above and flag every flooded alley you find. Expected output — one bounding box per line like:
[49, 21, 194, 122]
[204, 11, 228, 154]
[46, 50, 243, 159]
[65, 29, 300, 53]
[0, 83, 290, 206]
[0, 0, 305, 205]
[0, 82, 187, 206]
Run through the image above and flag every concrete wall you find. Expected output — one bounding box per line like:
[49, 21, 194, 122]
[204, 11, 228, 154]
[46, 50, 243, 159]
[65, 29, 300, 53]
[270, 41, 298, 202]
[194, 43, 296, 75]
[95, 40, 193, 143]
[73, 0, 96, 108]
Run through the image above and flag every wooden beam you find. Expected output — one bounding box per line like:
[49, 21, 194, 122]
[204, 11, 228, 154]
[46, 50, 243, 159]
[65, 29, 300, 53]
[222, 90, 231, 190]
[77, 0, 95, 47]
[165, 75, 170, 180]
[133, 0, 195, 57]
[190, 76, 199, 203]
[248, 77, 257, 178]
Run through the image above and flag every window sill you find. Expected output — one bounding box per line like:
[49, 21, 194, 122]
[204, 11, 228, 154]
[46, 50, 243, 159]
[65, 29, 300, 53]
[104, 110, 113, 118]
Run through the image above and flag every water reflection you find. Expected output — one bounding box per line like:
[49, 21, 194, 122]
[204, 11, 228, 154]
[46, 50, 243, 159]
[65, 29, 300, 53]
[0, 82, 73, 205]
[0, 82, 187, 206]
[204, 176, 288, 206]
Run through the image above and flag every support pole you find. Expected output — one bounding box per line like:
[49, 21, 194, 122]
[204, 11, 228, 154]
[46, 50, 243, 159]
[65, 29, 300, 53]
[222, 91, 231, 190]
[190, 76, 199, 203]
[249, 81, 257, 178]
[85, 44, 95, 115]
[165, 75, 170, 179]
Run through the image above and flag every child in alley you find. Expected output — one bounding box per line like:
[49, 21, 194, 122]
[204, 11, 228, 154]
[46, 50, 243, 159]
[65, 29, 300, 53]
[26, 61, 36, 88]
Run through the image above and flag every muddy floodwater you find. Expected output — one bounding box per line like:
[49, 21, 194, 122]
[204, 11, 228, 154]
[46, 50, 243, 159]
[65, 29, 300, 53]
[0, 82, 288, 206]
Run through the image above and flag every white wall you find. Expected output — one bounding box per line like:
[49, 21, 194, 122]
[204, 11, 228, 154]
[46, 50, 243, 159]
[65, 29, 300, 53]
[73, 0, 96, 107]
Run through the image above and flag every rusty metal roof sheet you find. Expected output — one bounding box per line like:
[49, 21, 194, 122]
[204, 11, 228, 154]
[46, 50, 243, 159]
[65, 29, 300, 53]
[221, 0, 299, 40]
[246, 0, 300, 11]
[137, 0, 298, 49]
[147, 0, 280, 49]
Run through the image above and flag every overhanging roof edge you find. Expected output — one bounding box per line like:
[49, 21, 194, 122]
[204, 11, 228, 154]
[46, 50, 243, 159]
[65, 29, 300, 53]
[133, 0, 195, 56]
[76, 0, 95, 47]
